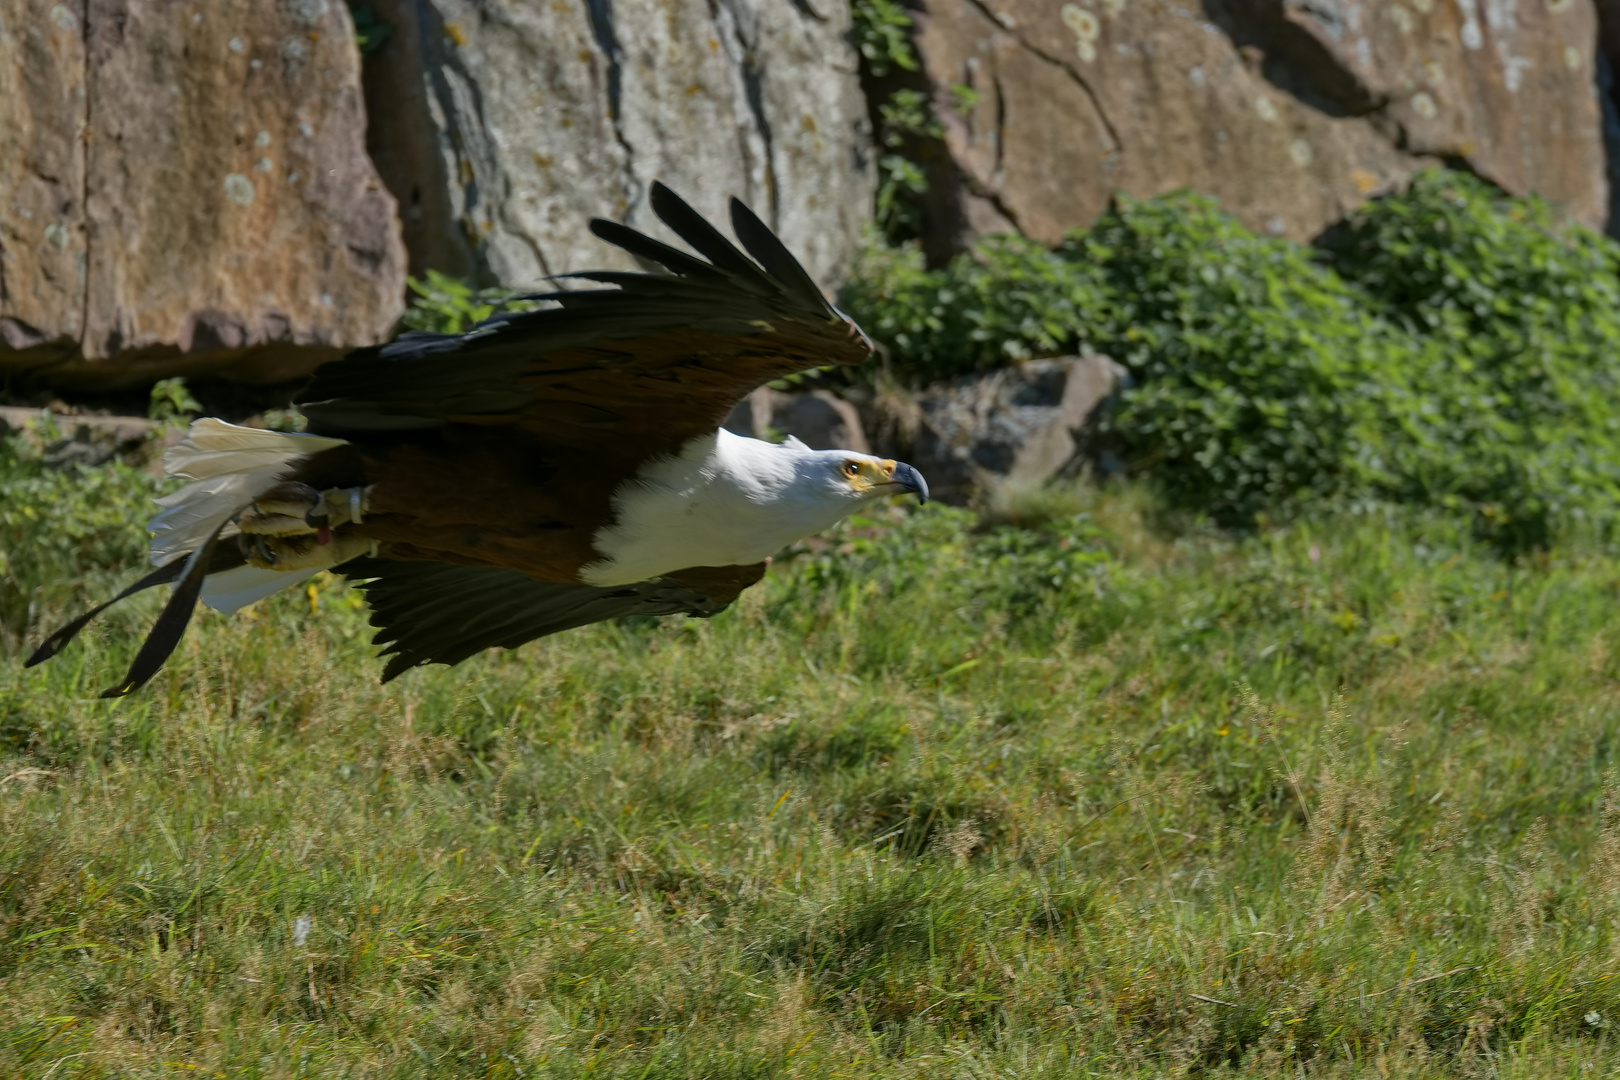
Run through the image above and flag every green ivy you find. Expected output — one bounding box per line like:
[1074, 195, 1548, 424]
[840, 170, 1620, 550]
[851, 0, 937, 244]
[851, 0, 919, 78]
[147, 377, 202, 426]
[398, 270, 539, 335]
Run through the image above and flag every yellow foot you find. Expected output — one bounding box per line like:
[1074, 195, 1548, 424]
[238, 483, 374, 569]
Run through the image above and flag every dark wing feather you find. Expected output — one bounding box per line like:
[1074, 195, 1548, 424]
[586, 217, 732, 283]
[646, 182, 779, 292]
[342, 557, 762, 681]
[98, 519, 232, 698]
[27, 542, 247, 670]
[729, 197, 826, 312]
[296, 184, 870, 458]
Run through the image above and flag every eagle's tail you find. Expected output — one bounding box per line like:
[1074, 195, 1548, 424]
[153, 418, 370, 614]
[27, 418, 371, 696]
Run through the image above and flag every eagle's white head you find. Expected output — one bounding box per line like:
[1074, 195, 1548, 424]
[778, 436, 930, 509]
[580, 429, 928, 587]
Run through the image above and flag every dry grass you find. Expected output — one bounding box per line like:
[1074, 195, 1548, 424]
[5, 472, 1620, 1076]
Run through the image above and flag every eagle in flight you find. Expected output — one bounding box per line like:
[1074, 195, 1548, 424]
[28, 183, 927, 696]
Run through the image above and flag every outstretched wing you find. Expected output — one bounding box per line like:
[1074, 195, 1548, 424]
[297, 183, 872, 466]
[342, 557, 766, 681]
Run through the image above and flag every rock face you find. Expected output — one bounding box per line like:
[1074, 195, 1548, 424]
[910, 0, 1607, 249]
[0, 0, 407, 388]
[865, 355, 1126, 504]
[2, 0, 1613, 391]
[361, 0, 875, 287]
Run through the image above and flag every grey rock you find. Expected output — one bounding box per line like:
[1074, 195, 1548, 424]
[724, 387, 871, 452]
[0, 0, 88, 371]
[362, 0, 875, 289]
[868, 354, 1126, 505]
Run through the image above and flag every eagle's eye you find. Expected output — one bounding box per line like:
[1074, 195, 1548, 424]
[843, 461, 860, 478]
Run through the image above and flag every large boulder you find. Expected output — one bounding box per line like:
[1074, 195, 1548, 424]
[359, 0, 876, 288]
[723, 386, 872, 452]
[910, 0, 1606, 249]
[864, 354, 1126, 504]
[0, 0, 407, 388]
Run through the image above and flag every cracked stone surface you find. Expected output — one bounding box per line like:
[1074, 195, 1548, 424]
[913, 0, 1606, 246]
[361, 0, 875, 289]
[0, 0, 407, 388]
[860, 355, 1127, 505]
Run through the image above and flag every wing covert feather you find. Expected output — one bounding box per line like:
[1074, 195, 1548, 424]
[342, 557, 766, 680]
[298, 183, 871, 462]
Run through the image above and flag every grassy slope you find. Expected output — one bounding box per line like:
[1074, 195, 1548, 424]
[5, 470, 1620, 1076]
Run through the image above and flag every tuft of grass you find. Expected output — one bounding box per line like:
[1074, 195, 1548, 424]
[7, 434, 1620, 1074]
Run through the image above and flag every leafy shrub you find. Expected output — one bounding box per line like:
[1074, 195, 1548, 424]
[842, 234, 1106, 374]
[398, 270, 538, 335]
[146, 377, 201, 425]
[1075, 193, 1413, 526]
[0, 430, 164, 646]
[840, 169, 1620, 548]
[1322, 172, 1620, 549]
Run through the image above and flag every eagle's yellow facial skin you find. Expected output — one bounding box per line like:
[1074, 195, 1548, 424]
[842, 457, 899, 495]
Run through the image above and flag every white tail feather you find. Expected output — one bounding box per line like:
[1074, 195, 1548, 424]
[199, 566, 308, 616]
[197, 532, 375, 615]
[149, 419, 351, 576]
[162, 417, 348, 480]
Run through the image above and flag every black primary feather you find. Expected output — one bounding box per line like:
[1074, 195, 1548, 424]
[341, 557, 744, 681]
[586, 217, 733, 283]
[645, 181, 778, 291]
[728, 197, 826, 311]
[27, 542, 248, 669]
[26, 560, 188, 668]
[98, 518, 231, 698]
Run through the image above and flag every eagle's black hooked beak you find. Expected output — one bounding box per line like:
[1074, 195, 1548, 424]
[891, 461, 929, 504]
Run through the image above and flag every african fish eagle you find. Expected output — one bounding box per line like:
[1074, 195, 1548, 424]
[28, 183, 928, 696]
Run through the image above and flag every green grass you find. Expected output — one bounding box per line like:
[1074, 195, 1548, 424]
[7, 455, 1620, 1075]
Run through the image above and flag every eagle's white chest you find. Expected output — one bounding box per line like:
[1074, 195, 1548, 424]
[580, 430, 851, 587]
